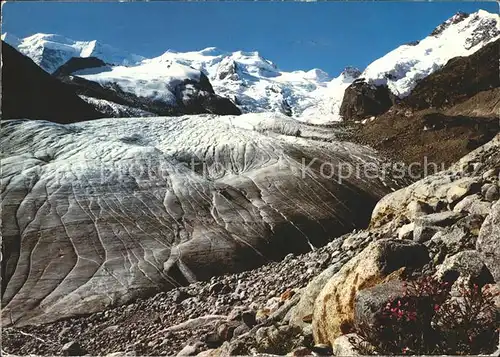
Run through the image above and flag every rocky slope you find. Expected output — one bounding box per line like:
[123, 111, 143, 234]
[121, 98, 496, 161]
[352, 38, 500, 171]
[3, 133, 499, 357]
[1, 41, 104, 123]
[0, 113, 406, 327]
[340, 10, 499, 121]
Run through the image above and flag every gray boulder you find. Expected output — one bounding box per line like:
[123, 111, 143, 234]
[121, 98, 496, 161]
[483, 184, 500, 202]
[354, 280, 405, 328]
[453, 194, 493, 215]
[477, 201, 500, 282]
[435, 250, 492, 285]
[413, 211, 464, 242]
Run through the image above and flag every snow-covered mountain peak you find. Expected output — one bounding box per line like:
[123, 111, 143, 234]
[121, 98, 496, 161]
[198, 46, 226, 56]
[2, 33, 145, 73]
[339, 67, 362, 81]
[304, 68, 331, 82]
[360, 9, 499, 97]
[1, 32, 21, 47]
[431, 11, 470, 36]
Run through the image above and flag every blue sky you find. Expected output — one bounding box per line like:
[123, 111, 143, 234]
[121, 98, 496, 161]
[2, 1, 497, 76]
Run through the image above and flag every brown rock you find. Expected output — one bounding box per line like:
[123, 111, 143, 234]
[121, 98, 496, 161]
[312, 239, 428, 346]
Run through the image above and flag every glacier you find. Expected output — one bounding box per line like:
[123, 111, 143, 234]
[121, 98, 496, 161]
[1, 114, 405, 326]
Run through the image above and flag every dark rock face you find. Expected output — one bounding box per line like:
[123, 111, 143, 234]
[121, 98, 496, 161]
[176, 73, 242, 116]
[339, 79, 396, 121]
[52, 56, 108, 77]
[431, 12, 470, 37]
[404, 39, 500, 110]
[464, 13, 500, 50]
[216, 58, 240, 81]
[1, 41, 103, 123]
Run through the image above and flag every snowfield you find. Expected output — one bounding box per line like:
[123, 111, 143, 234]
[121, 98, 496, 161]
[76, 61, 201, 104]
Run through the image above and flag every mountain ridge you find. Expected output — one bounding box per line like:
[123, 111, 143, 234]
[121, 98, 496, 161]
[3, 9, 498, 123]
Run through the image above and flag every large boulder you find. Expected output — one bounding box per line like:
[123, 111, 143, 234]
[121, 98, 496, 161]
[339, 79, 395, 121]
[453, 194, 493, 216]
[312, 239, 428, 345]
[435, 250, 492, 285]
[476, 200, 500, 282]
[288, 263, 340, 330]
[353, 280, 406, 328]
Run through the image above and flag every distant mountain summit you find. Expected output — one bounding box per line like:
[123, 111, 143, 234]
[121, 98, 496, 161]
[360, 9, 499, 98]
[1, 33, 144, 73]
[340, 9, 500, 121]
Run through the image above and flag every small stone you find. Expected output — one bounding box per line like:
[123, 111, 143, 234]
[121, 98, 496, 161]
[398, 222, 414, 239]
[61, 341, 87, 356]
[289, 347, 313, 356]
[255, 308, 270, 323]
[482, 168, 499, 181]
[484, 185, 500, 202]
[176, 342, 203, 356]
[311, 343, 333, 356]
[173, 290, 190, 304]
[208, 282, 224, 294]
[105, 352, 136, 357]
[265, 296, 282, 313]
[414, 225, 442, 243]
[332, 333, 366, 356]
[204, 332, 222, 349]
[280, 289, 295, 301]
[241, 310, 256, 327]
[232, 324, 250, 338]
[227, 307, 244, 321]
[103, 325, 120, 334]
